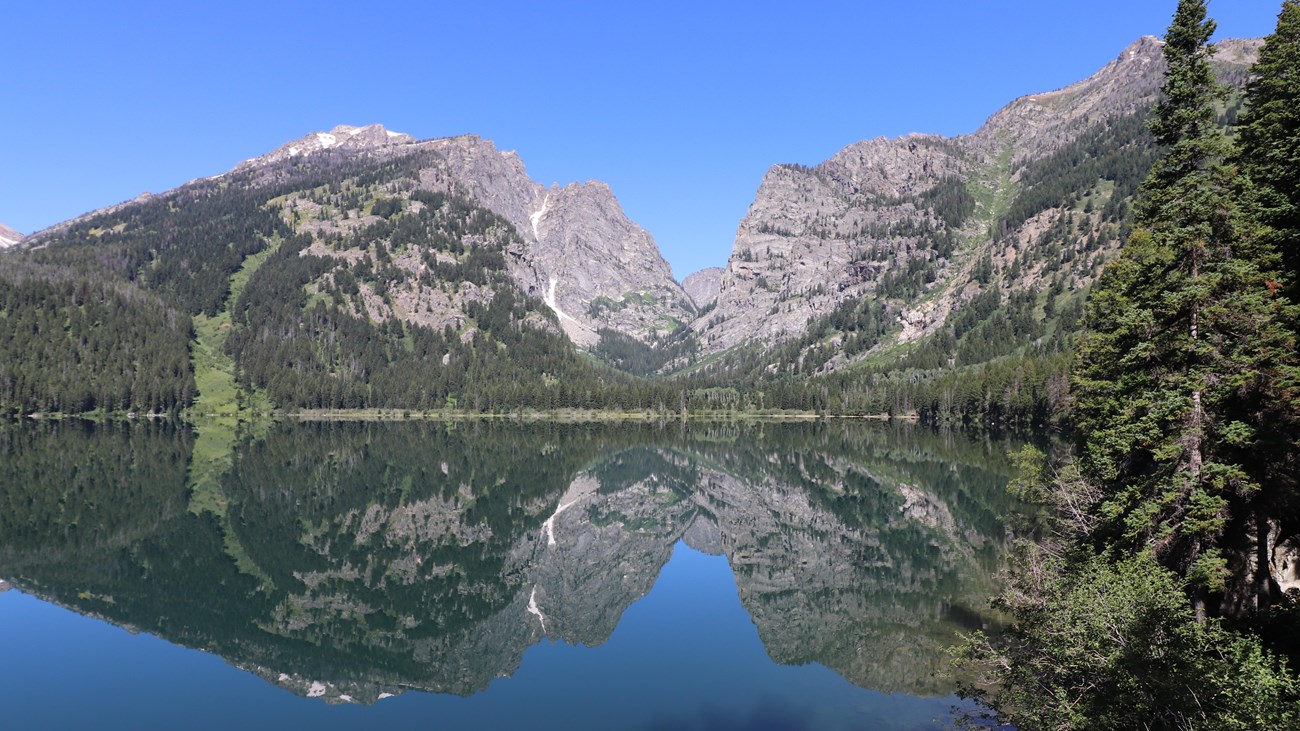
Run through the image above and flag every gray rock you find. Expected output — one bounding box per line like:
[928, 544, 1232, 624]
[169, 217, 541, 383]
[681, 267, 723, 309]
[423, 136, 695, 345]
[0, 223, 23, 249]
[231, 124, 417, 172]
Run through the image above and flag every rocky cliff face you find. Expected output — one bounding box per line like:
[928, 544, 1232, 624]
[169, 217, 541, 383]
[422, 135, 694, 344]
[695, 37, 1262, 362]
[699, 134, 967, 352]
[682, 267, 723, 308]
[0, 223, 23, 248]
[235, 129, 692, 345]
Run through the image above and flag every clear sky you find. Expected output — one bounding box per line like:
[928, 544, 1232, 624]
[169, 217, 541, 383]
[0, 1, 1283, 279]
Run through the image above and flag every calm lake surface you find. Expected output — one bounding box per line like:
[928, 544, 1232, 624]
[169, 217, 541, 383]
[0, 420, 1021, 730]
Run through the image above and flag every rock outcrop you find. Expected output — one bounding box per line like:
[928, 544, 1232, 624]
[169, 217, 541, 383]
[681, 267, 723, 308]
[423, 135, 694, 344]
[231, 124, 417, 173]
[0, 223, 23, 249]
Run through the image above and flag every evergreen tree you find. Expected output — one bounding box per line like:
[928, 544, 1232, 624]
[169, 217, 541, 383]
[1236, 1, 1300, 300]
[1073, 0, 1296, 614]
[1233, 0, 1300, 611]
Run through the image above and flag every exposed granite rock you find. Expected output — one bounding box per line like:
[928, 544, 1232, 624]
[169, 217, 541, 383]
[681, 267, 723, 309]
[0, 223, 23, 249]
[700, 136, 965, 352]
[970, 35, 1170, 163]
[231, 124, 417, 173]
[533, 181, 695, 343]
[346, 134, 693, 346]
[423, 136, 695, 345]
[681, 514, 724, 555]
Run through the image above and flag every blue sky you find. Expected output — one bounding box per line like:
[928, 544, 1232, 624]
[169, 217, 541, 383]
[0, 1, 1283, 278]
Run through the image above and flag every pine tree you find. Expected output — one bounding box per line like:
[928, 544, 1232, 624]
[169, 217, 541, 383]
[1237, 1, 1300, 300]
[1073, 0, 1297, 614]
[1233, 0, 1300, 612]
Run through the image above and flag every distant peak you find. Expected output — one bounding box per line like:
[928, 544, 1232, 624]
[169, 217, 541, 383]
[681, 267, 724, 309]
[326, 123, 416, 146]
[232, 123, 416, 173]
[1214, 37, 1266, 66]
[0, 223, 24, 249]
[1118, 35, 1165, 61]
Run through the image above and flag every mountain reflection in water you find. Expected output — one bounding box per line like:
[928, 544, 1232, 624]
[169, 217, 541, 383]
[0, 420, 1020, 711]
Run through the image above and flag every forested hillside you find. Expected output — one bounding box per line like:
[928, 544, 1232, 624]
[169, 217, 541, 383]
[959, 2, 1300, 727]
[0, 263, 194, 415]
[3, 148, 702, 415]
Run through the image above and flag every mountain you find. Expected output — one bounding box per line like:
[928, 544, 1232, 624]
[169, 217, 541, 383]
[226, 127, 693, 346]
[419, 135, 694, 345]
[693, 37, 1262, 376]
[0, 223, 22, 248]
[682, 267, 723, 308]
[3, 123, 703, 415]
[20, 125, 691, 348]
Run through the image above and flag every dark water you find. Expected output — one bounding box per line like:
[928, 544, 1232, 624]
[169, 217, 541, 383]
[0, 420, 1021, 730]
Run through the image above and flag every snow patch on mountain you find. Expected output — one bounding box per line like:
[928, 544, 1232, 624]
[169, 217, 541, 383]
[0, 223, 24, 249]
[231, 124, 416, 173]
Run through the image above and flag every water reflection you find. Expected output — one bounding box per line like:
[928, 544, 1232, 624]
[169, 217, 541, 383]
[0, 420, 1020, 705]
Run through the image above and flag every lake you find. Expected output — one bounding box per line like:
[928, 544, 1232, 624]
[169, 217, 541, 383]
[0, 420, 1021, 730]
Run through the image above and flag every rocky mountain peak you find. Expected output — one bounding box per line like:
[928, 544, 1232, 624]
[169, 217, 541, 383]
[413, 135, 694, 344]
[682, 267, 724, 308]
[971, 35, 1167, 162]
[528, 180, 693, 345]
[423, 135, 541, 231]
[232, 123, 416, 172]
[0, 223, 23, 249]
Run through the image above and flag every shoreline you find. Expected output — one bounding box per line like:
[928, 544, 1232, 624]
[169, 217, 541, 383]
[10, 409, 916, 424]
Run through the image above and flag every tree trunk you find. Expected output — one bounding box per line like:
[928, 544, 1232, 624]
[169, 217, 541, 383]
[1188, 389, 1204, 481]
[1187, 256, 1204, 483]
[1256, 506, 1274, 611]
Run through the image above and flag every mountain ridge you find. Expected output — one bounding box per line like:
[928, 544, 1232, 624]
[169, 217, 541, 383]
[231, 123, 418, 172]
[693, 36, 1261, 371]
[18, 126, 693, 347]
